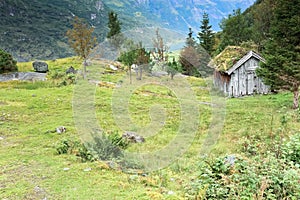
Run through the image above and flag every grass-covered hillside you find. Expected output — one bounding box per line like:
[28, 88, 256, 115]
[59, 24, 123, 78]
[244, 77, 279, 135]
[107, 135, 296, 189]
[1, 58, 300, 199]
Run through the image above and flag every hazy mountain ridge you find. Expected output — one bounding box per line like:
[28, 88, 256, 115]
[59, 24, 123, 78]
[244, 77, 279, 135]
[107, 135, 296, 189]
[104, 0, 256, 32]
[0, 0, 256, 61]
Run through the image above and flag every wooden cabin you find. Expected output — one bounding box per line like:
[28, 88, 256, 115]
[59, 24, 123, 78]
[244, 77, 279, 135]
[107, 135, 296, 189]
[210, 46, 269, 97]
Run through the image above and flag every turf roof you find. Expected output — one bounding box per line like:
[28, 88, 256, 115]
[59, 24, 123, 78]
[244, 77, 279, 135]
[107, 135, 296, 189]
[209, 45, 259, 72]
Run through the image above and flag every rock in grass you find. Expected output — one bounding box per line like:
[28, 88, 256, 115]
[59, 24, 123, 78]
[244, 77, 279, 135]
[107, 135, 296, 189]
[225, 155, 236, 166]
[32, 61, 48, 73]
[122, 131, 145, 143]
[83, 168, 92, 172]
[56, 126, 66, 134]
[66, 66, 77, 74]
[97, 81, 115, 88]
[109, 64, 118, 71]
[45, 126, 66, 134]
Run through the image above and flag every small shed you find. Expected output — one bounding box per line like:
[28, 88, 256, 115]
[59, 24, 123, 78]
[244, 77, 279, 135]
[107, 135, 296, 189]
[209, 46, 269, 97]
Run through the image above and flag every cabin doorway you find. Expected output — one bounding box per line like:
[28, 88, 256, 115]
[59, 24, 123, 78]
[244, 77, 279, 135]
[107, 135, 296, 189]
[246, 72, 254, 95]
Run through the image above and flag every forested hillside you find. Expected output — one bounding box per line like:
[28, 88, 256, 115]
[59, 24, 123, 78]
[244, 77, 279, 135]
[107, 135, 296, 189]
[0, 0, 109, 61]
[214, 0, 277, 54]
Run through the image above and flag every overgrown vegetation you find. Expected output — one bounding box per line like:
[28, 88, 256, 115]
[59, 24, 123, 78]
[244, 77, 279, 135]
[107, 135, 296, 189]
[209, 45, 255, 72]
[1, 58, 300, 199]
[185, 133, 300, 199]
[56, 131, 129, 162]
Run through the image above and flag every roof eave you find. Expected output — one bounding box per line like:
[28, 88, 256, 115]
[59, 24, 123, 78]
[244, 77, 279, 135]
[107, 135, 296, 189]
[227, 51, 265, 75]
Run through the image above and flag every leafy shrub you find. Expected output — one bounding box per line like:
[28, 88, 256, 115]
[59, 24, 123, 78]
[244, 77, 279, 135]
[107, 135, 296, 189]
[56, 131, 129, 162]
[60, 73, 76, 86]
[49, 70, 65, 79]
[0, 49, 17, 73]
[166, 59, 181, 79]
[48, 70, 76, 86]
[184, 153, 300, 199]
[56, 138, 97, 162]
[282, 133, 300, 165]
[56, 139, 72, 154]
[107, 131, 129, 149]
[55, 132, 144, 171]
[86, 132, 129, 161]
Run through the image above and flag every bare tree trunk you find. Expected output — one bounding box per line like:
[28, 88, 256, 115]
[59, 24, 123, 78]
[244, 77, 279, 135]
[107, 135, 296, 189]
[135, 65, 139, 80]
[139, 65, 143, 80]
[129, 66, 132, 84]
[83, 59, 87, 79]
[293, 86, 299, 109]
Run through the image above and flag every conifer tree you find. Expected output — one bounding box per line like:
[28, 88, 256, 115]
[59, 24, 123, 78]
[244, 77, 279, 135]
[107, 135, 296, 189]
[107, 11, 121, 38]
[217, 9, 251, 54]
[166, 58, 180, 80]
[198, 12, 214, 55]
[186, 28, 196, 48]
[180, 27, 212, 77]
[256, 0, 300, 109]
[250, 0, 276, 51]
[107, 11, 123, 49]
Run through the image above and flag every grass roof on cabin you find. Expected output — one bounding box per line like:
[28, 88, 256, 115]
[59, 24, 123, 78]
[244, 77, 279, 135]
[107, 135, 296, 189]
[210, 45, 255, 72]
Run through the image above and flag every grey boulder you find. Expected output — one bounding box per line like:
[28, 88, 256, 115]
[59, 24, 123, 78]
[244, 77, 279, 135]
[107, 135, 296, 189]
[33, 61, 48, 73]
[122, 131, 145, 143]
[66, 66, 77, 74]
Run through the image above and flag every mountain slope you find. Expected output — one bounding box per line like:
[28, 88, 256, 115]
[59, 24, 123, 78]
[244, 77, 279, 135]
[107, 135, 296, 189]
[0, 0, 256, 61]
[0, 0, 109, 61]
[103, 0, 256, 32]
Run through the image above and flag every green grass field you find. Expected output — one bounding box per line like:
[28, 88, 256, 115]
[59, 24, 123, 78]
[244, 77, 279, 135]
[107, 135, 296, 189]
[1, 58, 299, 199]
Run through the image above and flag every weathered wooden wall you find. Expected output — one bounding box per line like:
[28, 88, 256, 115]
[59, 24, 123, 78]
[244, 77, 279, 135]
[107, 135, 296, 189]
[213, 70, 230, 93]
[227, 57, 269, 97]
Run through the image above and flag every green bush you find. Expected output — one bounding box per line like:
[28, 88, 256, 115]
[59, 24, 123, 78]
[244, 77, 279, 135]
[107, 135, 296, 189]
[56, 132, 129, 162]
[48, 70, 76, 86]
[55, 138, 97, 162]
[55, 131, 141, 171]
[85, 133, 128, 161]
[282, 133, 300, 165]
[0, 49, 17, 73]
[107, 131, 129, 149]
[184, 153, 300, 199]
